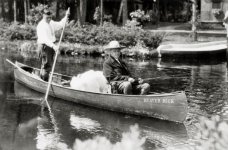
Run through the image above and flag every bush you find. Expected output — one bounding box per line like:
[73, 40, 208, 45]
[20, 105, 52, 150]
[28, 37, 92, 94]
[28, 3, 49, 25]
[1, 21, 164, 49]
[64, 22, 164, 49]
[3, 24, 36, 40]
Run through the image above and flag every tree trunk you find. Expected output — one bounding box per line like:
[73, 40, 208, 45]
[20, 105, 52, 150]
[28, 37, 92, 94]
[122, 0, 128, 25]
[76, 0, 82, 27]
[100, 0, 103, 26]
[56, 0, 60, 19]
[80, 0, 87, 25]
[163, 0, 167, 21]
[192, 0, 197, 41]
[157, 0, 160, 27]
[8, 0, 13, 21]
[13, 0, 17, 23]
[24, 0, 28, 24]
[27, 0, 30, 15]
[117, 0, 123, 24]
[1, 0, 5, 21]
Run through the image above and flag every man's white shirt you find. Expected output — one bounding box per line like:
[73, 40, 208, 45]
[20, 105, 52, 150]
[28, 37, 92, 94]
[37, 16, 67, 48]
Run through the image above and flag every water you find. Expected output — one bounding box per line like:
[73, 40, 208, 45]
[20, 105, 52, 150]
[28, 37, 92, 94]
[0, 46, 228, 150]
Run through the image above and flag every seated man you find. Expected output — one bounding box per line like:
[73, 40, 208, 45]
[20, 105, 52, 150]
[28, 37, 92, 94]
[103, 41, 150, 95]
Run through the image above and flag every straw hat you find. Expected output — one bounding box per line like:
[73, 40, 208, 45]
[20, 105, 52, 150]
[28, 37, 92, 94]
[104, 41, 125, 50]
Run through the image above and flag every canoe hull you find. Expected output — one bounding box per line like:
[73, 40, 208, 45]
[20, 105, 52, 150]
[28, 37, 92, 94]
[13, 61, 188, 122]
[157, 40, 227, 58]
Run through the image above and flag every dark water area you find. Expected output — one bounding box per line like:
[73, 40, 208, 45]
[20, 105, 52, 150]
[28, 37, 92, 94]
[0, 47, 228, 150]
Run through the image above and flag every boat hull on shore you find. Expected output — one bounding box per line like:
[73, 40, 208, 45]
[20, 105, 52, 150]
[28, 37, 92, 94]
[157, 40, 227, 57]
[10, 61, 188, 122]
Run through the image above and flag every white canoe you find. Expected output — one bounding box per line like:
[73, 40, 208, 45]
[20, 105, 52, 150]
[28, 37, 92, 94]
[157, 40, 227, 57]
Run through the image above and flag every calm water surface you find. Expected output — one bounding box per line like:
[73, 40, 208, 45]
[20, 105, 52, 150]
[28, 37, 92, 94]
[0, 47, 228, 150]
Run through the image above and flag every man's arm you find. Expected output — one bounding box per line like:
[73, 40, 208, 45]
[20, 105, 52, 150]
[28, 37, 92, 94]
[51, 10, 70, 31]
[51, 16, 68, 31]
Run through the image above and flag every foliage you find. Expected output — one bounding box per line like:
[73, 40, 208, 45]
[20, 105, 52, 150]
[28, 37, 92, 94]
[27, 3, 49, 25]
[64, 22, 164, 49]
[212, 9, 223, 18]
[196, 115, 228, 150]
[124, 20, 142, 29]
[129, 9, 150, 22]
[3, 24, 36, 40]
[93, 6, 112, 24]
[93, 6, 101, 24]
[1, 21, 163, 49]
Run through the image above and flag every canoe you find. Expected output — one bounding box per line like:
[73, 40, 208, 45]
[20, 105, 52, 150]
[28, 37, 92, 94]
[8, 60, 188, 122]
[157, 40, 227, 57]
[12, 81, 188, 144]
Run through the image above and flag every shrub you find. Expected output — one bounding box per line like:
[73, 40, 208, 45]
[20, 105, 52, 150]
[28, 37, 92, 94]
[1, 20, 164, 49]
[3, 24, 36, 40]
[28, 3, 49, 25]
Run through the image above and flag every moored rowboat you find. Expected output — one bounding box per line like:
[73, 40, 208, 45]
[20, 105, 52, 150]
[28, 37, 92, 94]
[8, 60, 188, 122]
[157, 40, 227, 57]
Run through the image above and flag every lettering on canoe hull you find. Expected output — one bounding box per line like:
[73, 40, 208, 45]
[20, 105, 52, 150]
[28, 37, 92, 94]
[144, 98, 174, 104]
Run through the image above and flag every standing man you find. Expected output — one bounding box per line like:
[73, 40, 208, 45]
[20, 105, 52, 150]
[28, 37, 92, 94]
[37, 8, 70, 81]
[103, 41, 150, 95]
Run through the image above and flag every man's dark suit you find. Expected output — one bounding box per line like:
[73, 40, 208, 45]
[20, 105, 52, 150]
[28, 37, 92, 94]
[103, 56, 150, 95]
[103, 55, 131, 82]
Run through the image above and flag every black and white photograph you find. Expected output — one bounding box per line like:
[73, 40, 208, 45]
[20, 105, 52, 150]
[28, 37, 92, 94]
[0, 0, 228, 150]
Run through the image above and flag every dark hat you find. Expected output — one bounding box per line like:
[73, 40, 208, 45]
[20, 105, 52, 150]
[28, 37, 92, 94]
[43, 9, 52, 16]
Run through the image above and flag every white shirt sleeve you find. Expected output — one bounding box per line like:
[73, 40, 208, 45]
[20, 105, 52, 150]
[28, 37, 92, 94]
[50, 16, 68, 32]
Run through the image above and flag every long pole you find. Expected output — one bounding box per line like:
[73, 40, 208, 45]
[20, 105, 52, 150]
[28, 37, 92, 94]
[43, 8, 70, 109]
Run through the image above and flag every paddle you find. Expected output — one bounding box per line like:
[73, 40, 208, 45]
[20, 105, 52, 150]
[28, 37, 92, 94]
[43, 8, 70, 109]
[143, 76, 186, 83]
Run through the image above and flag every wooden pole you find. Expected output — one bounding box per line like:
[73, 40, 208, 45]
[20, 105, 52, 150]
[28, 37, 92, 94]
[43, 8, 70, 110]
[192, 0, 197, 41]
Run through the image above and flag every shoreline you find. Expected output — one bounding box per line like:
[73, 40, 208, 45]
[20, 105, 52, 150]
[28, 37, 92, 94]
[0, 31, 226, 59]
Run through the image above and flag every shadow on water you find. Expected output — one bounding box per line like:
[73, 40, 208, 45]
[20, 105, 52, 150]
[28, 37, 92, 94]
[2, 81, 188, 150]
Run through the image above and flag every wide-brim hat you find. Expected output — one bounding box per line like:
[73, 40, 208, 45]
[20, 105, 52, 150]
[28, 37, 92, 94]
[104, 41, 125, 50]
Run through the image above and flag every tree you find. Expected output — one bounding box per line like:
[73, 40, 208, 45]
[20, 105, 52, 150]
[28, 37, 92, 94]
[100, 0, 103, 25]
[80, 0, 87, 24]
[75, 0, 82, 27]
[56, 0, 60, 19]
[24, 0, 28, 23]
[122, 0, 128, 25]
[14, 0, 17, 23]
[8, 0, 13, 21]
[1, 0, 6, 21]
[191, 0, 197, 41]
